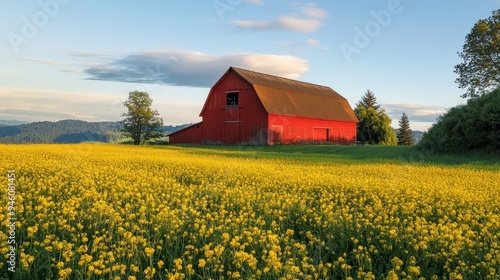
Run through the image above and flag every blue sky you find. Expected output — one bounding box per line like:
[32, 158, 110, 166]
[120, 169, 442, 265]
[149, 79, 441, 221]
[1, 0, 498, 131]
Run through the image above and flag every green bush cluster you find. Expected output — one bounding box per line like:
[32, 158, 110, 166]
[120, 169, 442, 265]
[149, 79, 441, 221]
[418, 89, 500, 153]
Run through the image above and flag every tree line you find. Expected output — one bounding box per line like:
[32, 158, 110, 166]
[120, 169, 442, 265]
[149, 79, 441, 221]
[0, 119, 188, 144]
[0, 120, 122, 144]
[354, 8, 499, 153]
[353, 90, 414, 146]
[421, 9, 499, 153]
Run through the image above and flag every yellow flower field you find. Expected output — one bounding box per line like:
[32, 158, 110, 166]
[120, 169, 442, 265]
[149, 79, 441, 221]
[0, 144, 499, 279]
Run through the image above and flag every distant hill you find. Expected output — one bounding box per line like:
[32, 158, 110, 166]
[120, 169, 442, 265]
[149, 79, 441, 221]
[0, 120, 29, 126]
[0, 120, 122, 144]
[164, 124, 194, 135]
[411, 130, 424, 144]
[0, 120, 193, 144]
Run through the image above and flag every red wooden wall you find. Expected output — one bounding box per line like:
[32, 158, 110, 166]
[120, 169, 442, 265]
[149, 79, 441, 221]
[200, 71, 268, 145]
[268, 115, 357, 145]
[168, 123, 203, 144]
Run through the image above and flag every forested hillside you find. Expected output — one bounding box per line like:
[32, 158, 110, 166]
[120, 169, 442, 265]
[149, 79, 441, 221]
[0, 120, 28, 126]
[0, 120, 122, 144]
[0, 120, 192, 144]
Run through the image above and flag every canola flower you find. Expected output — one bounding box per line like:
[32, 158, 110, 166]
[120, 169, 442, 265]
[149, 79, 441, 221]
[0, 144, 499, 279]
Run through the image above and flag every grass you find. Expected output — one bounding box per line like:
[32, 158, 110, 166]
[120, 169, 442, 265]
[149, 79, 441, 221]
[166, 144, 500, 169]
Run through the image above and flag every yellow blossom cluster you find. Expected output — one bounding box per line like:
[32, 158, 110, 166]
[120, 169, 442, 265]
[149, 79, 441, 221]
[0, 144, 498, 279]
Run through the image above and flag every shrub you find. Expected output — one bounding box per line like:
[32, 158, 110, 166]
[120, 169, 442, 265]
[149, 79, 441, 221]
[418, 89, 500, 153]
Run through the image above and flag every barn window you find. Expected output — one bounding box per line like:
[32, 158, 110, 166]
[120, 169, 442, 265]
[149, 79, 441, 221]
[226, 92, 239, 106]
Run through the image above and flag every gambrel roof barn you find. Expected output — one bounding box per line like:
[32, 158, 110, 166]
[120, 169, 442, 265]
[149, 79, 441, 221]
[169, 67, 358, 145]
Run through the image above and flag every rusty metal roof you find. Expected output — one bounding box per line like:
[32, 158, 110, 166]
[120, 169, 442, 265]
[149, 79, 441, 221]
[231, 67, 358, 122]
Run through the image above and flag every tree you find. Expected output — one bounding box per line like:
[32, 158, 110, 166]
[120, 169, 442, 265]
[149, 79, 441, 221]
[418, 88, 500, 153]
[397, 112, 414, 145]
[356, 89, 380, 110]
[454, 9, 500, 98]
[122, 91, 164, 145]
[354, 90, 396, 145]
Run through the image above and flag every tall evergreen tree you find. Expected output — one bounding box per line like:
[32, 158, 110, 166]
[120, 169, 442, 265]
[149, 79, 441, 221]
[356, 89, 381, 110]
[354, 90, 396, 145]
[397, 112, 414, 145]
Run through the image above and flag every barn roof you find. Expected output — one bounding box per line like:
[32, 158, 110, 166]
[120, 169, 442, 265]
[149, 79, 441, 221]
[202, 67, 358, 122]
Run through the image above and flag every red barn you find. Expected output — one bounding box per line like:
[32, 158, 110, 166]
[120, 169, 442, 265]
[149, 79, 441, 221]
[169, 67, 358, 145]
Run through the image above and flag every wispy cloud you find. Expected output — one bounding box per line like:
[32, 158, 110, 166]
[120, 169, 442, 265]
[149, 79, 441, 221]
[73, 49, 309, 87]
[67, 50, 117, 62]
[300, 3, 328, 19]
[245, 0, 264, 5]
[22, 55, 88, 73]
[382, 103, 447, 123]
[306, 39, 322, 47]
[0, 87, 204, 125]
[230, 3, 327, 33]
[278, 39, 328, 53]
[232, 16, 322, 33]
[20, 57, 70, 66]
[0, 87, 124, 122]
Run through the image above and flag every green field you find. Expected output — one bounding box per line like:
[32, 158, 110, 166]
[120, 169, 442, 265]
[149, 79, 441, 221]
[168, 144, 500, 168]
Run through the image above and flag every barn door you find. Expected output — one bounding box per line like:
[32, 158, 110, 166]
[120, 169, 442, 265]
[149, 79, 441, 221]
[225, 122, 238, 144]
[224, 109, 239, 144]
[313, 128, 329, 142]
[225, 109, 239, 122]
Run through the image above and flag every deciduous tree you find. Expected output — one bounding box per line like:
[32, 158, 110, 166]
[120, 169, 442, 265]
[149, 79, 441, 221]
[122, 91, 164, 145]
[454, 9, 500, 98]
[354, 90, 396, 145]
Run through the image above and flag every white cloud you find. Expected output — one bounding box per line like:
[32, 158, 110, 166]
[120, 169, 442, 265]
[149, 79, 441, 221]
[381, 103, 448, 131]
[230, 20, 271, 30]
[306, 39, 328, 50]
[306, 39, 321, 47]
[231, 16, 322, 33]
[230, 3, 327, 33]
[382, 103, 447, 123]
[278, 39, 328, 52]
[73, 49, 309, 87]
[277, 16, 323, 33]
[245, 0, 264, 5]
[300, 4, 328, 19]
